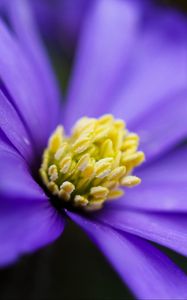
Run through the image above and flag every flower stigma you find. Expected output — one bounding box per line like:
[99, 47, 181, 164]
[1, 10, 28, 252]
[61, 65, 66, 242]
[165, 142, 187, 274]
[40, 115, 145, 212]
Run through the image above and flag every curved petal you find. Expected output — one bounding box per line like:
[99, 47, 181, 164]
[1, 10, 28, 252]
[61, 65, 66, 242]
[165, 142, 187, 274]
[0, 148, 65, 266]
[5, 0, 61, 133]
[0, 8, 61, 154]
[0, 20, 47, 153]
[65, 1, 187, 160]
[0, 146, 47, 203]
[64, 0, 141, 130]
[68, 211, 187, 299]
[0, 202, 64, 267]
[113, 145, 187, 212]
[95, 208, 187, 257]
[110, 8, 187, 160]
[0, 90, 34, 163]
[130, 89, 187, 161]
[111, 8, 187, 125]
[0, 131, 16, 153]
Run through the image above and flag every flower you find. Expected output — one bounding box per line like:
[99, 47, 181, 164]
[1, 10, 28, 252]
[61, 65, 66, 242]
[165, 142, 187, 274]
[0, 0, 187, 299]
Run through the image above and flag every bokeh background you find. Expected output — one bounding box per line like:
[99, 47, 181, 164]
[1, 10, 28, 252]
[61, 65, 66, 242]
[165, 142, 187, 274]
[0, 1, 187, 299]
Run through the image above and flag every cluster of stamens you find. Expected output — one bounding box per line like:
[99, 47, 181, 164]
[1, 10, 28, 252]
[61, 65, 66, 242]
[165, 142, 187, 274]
[40, 115, 145, 211]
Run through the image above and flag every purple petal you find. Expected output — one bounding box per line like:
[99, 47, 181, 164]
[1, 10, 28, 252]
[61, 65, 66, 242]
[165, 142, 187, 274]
[0, 202, 64, 267]
[64, 2, 187, 162]
[131, 90, 187, 161]
[110, 9, 187, 160]
[114, 145, 187, 212]
[0, 146, 47, 203]
[111, 8, 187, 125]
[57, 0, 93, 50]
[0, 131, 15, 153]
[0, 149, 65, 266]
[0, 90, 34, 163]
[95, 208, 187, 257]
[0, 20, 47, 152]
[0, 17, 59, 154]
[31, 0, 94, 51]
[64, 0, 140, 130]
[5, 0, 61, 133]
[68, 211, 187, 299]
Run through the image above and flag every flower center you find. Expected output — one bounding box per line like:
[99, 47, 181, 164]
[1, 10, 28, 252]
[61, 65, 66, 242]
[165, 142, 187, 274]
[40, 115, 145, 211]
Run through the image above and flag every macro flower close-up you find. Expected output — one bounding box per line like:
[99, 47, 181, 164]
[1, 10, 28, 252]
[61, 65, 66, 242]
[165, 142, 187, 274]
[0, 0, 187, 299]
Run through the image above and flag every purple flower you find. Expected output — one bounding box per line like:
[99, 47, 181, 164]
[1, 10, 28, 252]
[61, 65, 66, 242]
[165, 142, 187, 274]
[1, 0, 187, 299]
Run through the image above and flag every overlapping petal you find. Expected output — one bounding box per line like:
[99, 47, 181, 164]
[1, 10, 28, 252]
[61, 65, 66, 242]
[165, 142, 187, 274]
[111, 8, 187, 125]
[111, 8, 187, 160]
[68, 211, 187, 299]
[112, 145, 187, 212]
[64, 0, 140, 130]
[0, 146, 64, 266]
[0, 147, 46, 203]
[0, 90, 34, 163]
[0, 201, 64, 267]
[130, 89, 187, 160]
[0, 0, 62, 155]
[95, 208, 187, 257]
[0, 21, 48, 153]
[5, 0, 61, 133]
[64, 1, 187, 161]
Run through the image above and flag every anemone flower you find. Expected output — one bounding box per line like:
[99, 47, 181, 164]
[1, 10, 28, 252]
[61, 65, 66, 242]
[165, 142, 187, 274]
[0, 0, 187, 299]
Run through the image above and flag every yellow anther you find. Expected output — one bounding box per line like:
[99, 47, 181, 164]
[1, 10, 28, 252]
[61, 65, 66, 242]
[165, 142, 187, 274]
[95, 158, 113, 178]
[40, 115, 145, 212]
[94, 126, 111, 142]
[72, 117, 96, 136]
[59, 156, 72, 173]
[74, 195, 88, 207]
[76, 177, 90, 190]
[72, 137, 91, 154]
[59, 189, 70, 201]
[90, 186, 109, 199]
[48, 164, 58, 181]
[59, 181, 75, 201]
[126, 133, 139, 141]
[85, 199, 105, 212]
[122, 140, 138, 150]
[54, 143, 68, 160]
[60, 181, 75, 194]
[39, 169, 49, 186]
[100, 139, 114, 157]
[114, 119, 125, 130]
[122, 151, 145, 165]
[108, 189, 124, 199]
[48, 182, 59, 195]
[41, 150, 49, 171]
[82, 164, 95, 178]
[102, 180, 118, 190]
[72, 137, 91, 153]
[108, 166, 126, 181]
[98, 114, 114, 126]
[49, 126, 64, 153]
[121, 175, 141, 187]
[77, 154, 90, 171]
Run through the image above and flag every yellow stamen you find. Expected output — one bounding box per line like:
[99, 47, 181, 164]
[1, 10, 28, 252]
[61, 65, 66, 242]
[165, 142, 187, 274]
[121, 175, 141, 187]
[40, 115, 145, 211]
